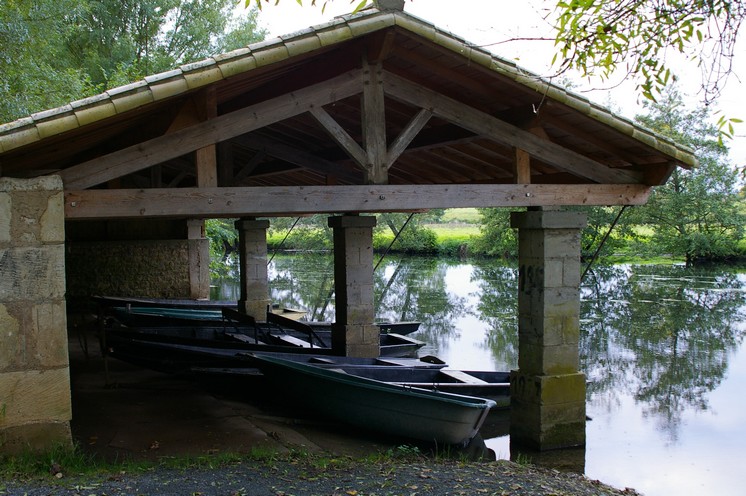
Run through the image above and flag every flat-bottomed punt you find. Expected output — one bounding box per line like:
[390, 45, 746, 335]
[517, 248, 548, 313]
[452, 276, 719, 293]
[248, 354, 497, 446]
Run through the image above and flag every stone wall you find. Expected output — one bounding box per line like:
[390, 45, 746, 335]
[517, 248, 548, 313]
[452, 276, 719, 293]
[66, 240, 199, 299]
[65, 218, 210, 300]
[0, 176, 72, 453]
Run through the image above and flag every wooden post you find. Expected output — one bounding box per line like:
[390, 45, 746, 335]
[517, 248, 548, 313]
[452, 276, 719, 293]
[362, 59, 387, 184]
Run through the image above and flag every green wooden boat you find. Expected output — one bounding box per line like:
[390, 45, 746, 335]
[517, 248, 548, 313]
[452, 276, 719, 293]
[250, 354, 496, 446]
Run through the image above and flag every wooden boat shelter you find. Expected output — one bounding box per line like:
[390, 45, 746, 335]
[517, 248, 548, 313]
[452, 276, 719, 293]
[0, 1, 695, 453]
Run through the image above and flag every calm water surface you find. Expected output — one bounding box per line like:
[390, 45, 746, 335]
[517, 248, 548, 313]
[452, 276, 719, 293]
[213, 255, 746, 496]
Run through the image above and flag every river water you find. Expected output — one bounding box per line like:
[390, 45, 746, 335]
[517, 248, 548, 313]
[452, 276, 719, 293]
[213, 254, 746, 496]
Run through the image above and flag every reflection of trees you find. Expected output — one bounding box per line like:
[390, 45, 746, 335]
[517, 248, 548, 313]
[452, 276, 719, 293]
[374, 256, 467, 350]
[227, 255, 746, 440]
[265, 255, 469, 351]
[268, 253, 336, 322]
[471, 262, 519, 369]
[582, 265, 746, 440]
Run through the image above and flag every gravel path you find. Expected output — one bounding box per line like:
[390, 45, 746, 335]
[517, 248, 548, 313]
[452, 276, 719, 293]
[2, 458, 640, 496]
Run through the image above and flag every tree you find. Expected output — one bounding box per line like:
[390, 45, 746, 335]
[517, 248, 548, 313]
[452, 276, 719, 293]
[552, 0, 744, 137]
[66, 0, 266, 89]
[1, 0, 266, 123]
[0, 0, 95, 122]
[631, 88, 745, 264]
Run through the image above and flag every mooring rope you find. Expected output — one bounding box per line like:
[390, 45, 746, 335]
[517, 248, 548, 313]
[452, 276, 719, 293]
[581, 205, 629, 282]
[374, 212, 416, 272]
[267, 216, 301, 265]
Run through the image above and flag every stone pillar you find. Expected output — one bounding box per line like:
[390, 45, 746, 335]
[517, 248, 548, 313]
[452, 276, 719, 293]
[328, 215, 379, 358]
[187, 219, 210, 299]
[235, 218, 270, 320]
[0, 176, 72, 453]
[509, 208, 587, 451]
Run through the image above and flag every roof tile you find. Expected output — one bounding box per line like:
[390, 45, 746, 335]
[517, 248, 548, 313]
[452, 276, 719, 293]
[107, 81, 154, 114]
[215, 48, 256, 79]
[0, 118, 40, 152]
[34, 106, 79, 139]
[181, 58, 224, 89]
[252, 43, 291, 68]
[283, 33, 323, 57]
[70, 93, 117, 127]
[146, 70, 189, 101]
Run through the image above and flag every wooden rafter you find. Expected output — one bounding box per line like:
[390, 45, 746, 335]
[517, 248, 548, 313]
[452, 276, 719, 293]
[382, 71, 643, 184]
[59, 69, 364, 189]
[235, 134, 363, 183]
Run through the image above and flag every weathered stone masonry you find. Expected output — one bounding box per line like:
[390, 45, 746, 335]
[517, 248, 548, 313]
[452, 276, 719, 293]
[510, 208, 587, 451]
[0, 176, 72, 452]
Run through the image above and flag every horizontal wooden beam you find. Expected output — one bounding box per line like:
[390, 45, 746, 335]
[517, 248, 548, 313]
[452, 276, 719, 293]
[64, 184, 652, 220]
[60, 69, 363, 190]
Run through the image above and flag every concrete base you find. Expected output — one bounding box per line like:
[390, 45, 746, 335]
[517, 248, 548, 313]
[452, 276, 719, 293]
[510, 371, 586, 451]
[0, 423, 72, 454]
[331, 323, 380, 357]
[238, 299, 271, 321]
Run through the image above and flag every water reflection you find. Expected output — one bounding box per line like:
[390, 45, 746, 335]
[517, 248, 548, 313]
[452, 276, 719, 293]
[212, 255, 746, 495]
[582, 265, 746, 441]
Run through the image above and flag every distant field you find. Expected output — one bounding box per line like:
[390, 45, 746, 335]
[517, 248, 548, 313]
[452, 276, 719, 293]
[441, 208, 481, 224]
[427, 224, 481, 240]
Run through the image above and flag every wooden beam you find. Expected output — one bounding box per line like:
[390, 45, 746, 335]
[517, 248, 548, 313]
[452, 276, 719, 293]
[235, 134, 363, 183]
[367, 30, 397, 63]
[233, 149, 267, 183]
[195, 145, 218, 188]
[309, 107, 368, 168]
[514, 147, 531, 184]
[59, 69, 363, 190]
[64, 184, 652, 220]
[382, 71, 643, 184]
[386, 109, 432, 169]
[195, 88, 218, 188]
[362, 59, 387, 184]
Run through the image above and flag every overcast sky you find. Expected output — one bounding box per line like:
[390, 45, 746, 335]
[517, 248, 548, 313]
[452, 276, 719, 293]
[249, 0, 745, 166]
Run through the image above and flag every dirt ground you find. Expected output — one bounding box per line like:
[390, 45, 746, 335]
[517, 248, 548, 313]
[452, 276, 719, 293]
[3, 336, 641, 496]
[67, 333, 510, 462]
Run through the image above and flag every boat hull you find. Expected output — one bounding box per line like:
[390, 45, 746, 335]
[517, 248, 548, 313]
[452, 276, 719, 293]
[250, 354, 496, 446]
[103, 329, 433, 373]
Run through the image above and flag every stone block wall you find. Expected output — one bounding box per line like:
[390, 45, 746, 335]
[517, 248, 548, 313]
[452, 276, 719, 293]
[66, 240, 199, 299]
[0, 176, 72, 453]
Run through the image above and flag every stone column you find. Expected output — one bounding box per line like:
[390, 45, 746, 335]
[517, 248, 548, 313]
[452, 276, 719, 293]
[328, 215, 379, 358]
[509, 208, 587, 451]
[0, 176, 72, 453]
[235, 218, 270, 320]
[186, 219, 210, 299]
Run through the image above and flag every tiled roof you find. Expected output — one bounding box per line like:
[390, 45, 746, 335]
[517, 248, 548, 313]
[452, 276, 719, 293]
[0, 6, 696, 167]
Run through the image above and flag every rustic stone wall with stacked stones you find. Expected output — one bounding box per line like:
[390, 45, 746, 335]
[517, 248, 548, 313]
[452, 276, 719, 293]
[0, 176, 72, 453]
[66, 239, 197, 299]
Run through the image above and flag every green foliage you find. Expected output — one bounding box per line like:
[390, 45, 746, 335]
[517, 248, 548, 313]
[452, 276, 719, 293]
[247, 0, 370, 14]
[552, 0, 743, 108]
[472, 208, 518, 259]
[1, 0, 266, 123]
[67, 0, 266, 89]
[0, 0, 96, 122]
[205, 219, 238, 277]
[631, 88, 745, 264]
